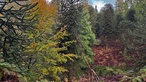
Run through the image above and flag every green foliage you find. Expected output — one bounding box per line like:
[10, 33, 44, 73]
[116, 0, 135, 15]
[95, 13, 104, 36]
[0, 0, 78, 81]
[0, 62, 16, 71]
[92, 0, 146, 81]
[134, 0, 146, 23]
[0, 0, 37, 76]
[118, 20, 136, 41]
[101, 4, 115, 36]
[1, 0, 146, 81]
[126, 8, 137, 22]
[121, 67, 146, 82]
[88, 5, 98, 34]
[133, 2, 146, 61]
[58, 1, 96, 80]
[78, 5, 96, 68]
[115, 0, 146, 71]
[93, 65, 125, 76]
[23, 1, 77, 80]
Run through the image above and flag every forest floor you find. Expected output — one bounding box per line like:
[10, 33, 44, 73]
[79, 40, 144, 82]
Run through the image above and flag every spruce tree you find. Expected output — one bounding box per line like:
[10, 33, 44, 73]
[77, 5, 96, 68]
[58, 0, 96, 80]
[88, 5, 98, 34]
[131, 0, 146, 70]
[100, 4, 116, 46]
[101, 4, 115, 35]
[57, 0, 83, 80]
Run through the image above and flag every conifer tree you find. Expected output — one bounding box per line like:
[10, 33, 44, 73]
[77, 4, 96, 68]
[100, 4, 116, 46]
[126, 8, 136, 22]
[0, 0, 37, 72]
[57, 0, 83, 80]
[116, 0, 146, 70]
[88, 5, 98, 34]
[58, 0, 96, 80]
[101, 4, 115, 35]
[116, 0, 129, 15]
[131, 0, 146, 70]
[24, 0, 77, 81]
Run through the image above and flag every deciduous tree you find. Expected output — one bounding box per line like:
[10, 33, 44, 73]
[24, 0, 76, 81]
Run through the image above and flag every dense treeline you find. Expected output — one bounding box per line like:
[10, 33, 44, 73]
[92, 0, 146, 81]
[0, 0, 146, 81]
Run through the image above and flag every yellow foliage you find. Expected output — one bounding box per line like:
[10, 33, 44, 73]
[51, 27, 68, 40]
[62, 40, 76, 47]
[42, 68, 49, 75]
[24, 0, 77, 81]
[45, 42, 59, 47]
[29, 42, 38, 48]
[50, 47, 66, 52]
[37, 42, 59, 51]
[63, 54, 78, 61]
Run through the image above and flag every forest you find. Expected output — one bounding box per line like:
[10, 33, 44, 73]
[0, 0, 146, 82]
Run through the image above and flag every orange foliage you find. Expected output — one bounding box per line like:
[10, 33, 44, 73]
[30, 0, 58, 30]
[31, 0, 57, 16]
